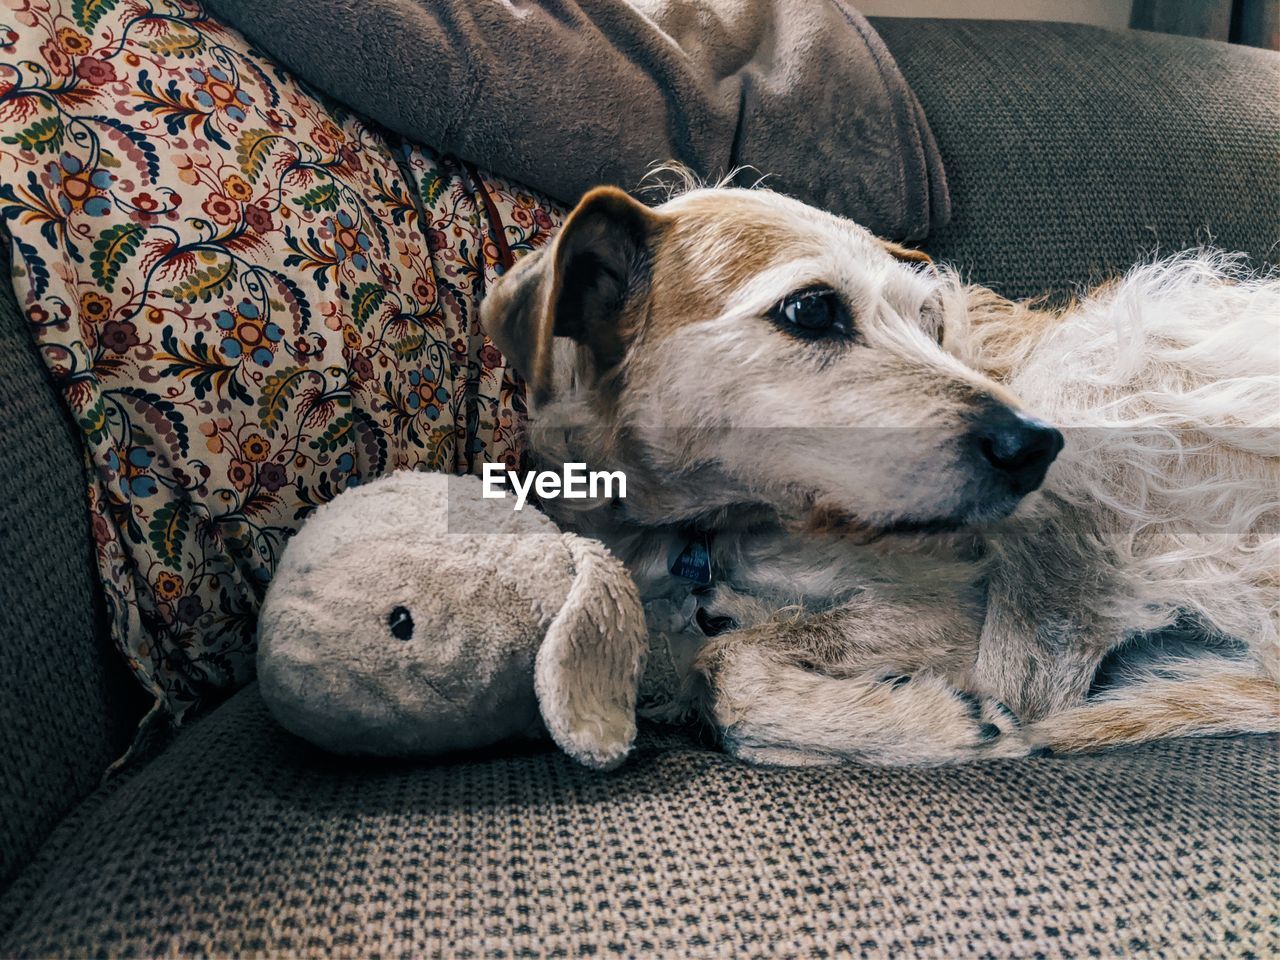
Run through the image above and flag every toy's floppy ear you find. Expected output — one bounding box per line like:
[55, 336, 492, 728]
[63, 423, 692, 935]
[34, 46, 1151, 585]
[535, 536, 647, 770]
[480, 186, 665, 406]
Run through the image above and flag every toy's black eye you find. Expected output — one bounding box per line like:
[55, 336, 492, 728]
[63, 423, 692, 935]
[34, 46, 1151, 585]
[770, 287, 853, 339]
[388, 606, 414, 640]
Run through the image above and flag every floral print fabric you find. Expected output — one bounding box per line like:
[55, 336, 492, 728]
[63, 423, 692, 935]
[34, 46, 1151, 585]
[0, 0, 564, 718]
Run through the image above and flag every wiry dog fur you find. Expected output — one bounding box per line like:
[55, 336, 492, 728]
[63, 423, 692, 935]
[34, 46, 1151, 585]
[481, 179, 1280, 767]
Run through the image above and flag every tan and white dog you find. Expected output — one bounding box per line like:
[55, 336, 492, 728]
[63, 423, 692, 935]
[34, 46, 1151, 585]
[481, 182, 1280, 767]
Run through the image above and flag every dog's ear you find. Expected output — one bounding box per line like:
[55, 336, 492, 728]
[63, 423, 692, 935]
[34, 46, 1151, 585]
[878, 238, 933, 266]
[481, 186, 664, 404]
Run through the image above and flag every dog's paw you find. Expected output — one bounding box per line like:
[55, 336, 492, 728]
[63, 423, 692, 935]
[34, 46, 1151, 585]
[871, 673, 1031, 764]
[713, 671, 1031, 768]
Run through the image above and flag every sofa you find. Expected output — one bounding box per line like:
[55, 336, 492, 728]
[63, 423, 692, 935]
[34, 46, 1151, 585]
[1, 16, 1277, 958]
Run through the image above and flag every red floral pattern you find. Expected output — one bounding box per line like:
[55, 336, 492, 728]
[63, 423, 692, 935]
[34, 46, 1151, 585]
[0, 0, 564, 718]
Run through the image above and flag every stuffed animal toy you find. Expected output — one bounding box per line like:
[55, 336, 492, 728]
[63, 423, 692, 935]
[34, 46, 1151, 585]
[256, 470, 648, 770]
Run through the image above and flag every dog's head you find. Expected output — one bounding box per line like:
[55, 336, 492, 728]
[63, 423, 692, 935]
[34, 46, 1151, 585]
[482, 186, 1062, 534]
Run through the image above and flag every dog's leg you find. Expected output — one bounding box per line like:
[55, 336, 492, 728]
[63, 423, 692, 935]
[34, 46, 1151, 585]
[967, 514, 1135, 722]
[969, 599, 1104, 723]
[1027, 657, 1280, 753]
[693, 603, 1030, 767]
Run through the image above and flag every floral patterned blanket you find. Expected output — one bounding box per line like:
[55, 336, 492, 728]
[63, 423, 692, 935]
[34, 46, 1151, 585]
[0, 0, 564, 722]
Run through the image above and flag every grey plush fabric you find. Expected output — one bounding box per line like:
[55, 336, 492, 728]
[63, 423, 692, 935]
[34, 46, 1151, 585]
[0, 248, 146, 893]
[1, 684, 1276, 957]
[202, 0, 949, 241]
[257, 471, 646, 769]
[873, 18, 1280, 300]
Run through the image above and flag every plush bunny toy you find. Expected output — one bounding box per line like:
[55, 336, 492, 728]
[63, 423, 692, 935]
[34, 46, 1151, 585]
[256, 470, 647, 770]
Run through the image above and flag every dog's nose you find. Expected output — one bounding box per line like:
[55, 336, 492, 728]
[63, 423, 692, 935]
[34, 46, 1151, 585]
[973, 407, 1063, 495]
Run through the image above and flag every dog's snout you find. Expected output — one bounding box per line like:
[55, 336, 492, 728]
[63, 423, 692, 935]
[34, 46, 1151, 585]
[973, 407, 1063, 495]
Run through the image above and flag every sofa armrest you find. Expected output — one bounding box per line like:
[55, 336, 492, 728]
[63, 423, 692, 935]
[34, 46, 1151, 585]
[0, 246, 145, 894]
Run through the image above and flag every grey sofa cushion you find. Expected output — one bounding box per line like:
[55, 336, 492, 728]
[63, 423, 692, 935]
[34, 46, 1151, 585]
[874, 19, 1280, 300]
[0, 251, 146, 893]
[1, 685, 1275, 957]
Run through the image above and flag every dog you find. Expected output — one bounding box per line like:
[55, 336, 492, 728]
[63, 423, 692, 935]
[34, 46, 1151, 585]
[480, 180, 1280, 767]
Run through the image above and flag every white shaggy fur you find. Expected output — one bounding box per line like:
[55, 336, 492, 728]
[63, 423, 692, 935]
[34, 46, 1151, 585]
[991, 254, 1278, 647]
[256, 471, 647, 770]
[954, 254, 1280, 743]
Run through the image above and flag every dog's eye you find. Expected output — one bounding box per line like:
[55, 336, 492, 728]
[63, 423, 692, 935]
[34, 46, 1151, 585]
[770, 288, 852, 339]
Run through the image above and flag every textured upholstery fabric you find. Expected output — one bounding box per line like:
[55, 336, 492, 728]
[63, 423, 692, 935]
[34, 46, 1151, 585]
[1, 685, 1276, 957]
[0, 249, 146, 892]
[874, 19, 1280, 300]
